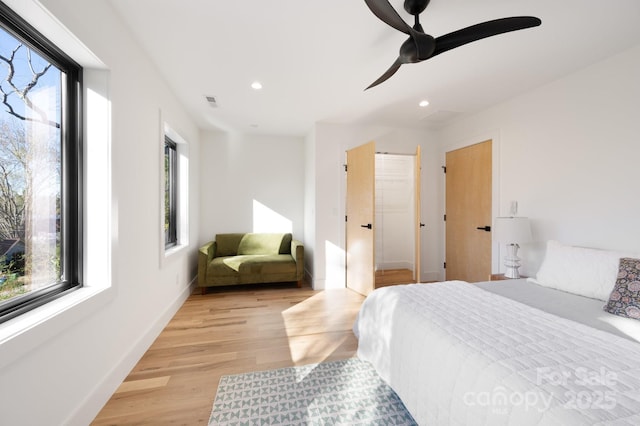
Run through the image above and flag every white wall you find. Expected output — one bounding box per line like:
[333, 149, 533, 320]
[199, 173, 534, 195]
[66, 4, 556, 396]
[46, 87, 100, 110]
[439, 43, 640, 278]
[375, 154, 415, 271]
[304, 127, 317, 280]
[198, 131, 305, 244]
[309, 123, 441, 289]
[0, 1, 200, 425]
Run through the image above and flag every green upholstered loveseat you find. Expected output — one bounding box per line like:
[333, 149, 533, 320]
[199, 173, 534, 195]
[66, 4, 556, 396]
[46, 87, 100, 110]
[197, 233, 304, 294]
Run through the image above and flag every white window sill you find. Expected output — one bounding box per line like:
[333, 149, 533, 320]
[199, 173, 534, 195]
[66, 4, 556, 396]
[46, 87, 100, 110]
[0, 285, 114, 370]
[164, 243, 188, 259]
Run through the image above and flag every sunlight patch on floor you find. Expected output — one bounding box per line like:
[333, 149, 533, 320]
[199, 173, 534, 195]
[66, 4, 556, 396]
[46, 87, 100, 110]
[280, 290, 364, 365]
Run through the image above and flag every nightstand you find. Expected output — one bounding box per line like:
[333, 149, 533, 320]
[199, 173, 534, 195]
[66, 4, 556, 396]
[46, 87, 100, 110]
[489, 274, 527, 281]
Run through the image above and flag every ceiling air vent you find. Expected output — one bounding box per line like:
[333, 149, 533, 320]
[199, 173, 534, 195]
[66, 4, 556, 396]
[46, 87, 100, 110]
[205, 95, 218, 108]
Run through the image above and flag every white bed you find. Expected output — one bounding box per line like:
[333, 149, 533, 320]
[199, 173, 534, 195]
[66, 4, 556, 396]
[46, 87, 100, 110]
[354, 280, 640, 425]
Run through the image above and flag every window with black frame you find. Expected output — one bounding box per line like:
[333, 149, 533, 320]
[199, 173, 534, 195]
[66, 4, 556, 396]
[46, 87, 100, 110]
[0, 3, 82, 323]
[164, 136, 177, 249]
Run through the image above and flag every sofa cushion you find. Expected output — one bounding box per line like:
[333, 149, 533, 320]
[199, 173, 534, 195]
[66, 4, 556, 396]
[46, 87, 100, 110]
[215, 233, 245, 257]
[208, 256, 243, 277]
[237, 233, 292, 256]
[209, 254, 296, 276]
[239, 254, 296, 275]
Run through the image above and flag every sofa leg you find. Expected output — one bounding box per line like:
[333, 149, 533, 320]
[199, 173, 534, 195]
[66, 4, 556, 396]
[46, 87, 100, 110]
[297, 280, 302, 288]
[201, 287, 207, 295]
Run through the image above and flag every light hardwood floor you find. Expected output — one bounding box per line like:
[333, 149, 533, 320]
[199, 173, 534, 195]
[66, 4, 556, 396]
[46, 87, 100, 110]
[91, 283, 365, 425]
[375, 268, 416, 288]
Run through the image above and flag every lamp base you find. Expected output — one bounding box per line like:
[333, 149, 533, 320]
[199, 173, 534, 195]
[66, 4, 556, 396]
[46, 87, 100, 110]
[503, 243, 522, 279]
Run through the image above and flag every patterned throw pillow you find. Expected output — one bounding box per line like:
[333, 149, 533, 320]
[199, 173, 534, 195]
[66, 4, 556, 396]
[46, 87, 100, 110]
[603, 258, 640, 320]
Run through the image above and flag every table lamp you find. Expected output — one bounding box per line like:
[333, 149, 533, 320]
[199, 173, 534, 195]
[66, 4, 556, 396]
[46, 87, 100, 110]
[493, 217, 533, 279]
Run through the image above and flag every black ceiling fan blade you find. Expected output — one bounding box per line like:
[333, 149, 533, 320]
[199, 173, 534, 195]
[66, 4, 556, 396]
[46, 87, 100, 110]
[432, 16, 541, 58]
[366, 58, 403, 90]
[364, 0, 413, 35]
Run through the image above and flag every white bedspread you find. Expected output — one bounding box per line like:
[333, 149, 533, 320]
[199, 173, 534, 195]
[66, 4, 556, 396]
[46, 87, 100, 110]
[355, 281, 640, 425]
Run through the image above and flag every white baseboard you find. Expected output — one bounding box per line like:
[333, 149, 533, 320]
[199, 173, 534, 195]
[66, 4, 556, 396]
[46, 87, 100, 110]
[65, 278, 196, 425]
[312, 278, 325, 290]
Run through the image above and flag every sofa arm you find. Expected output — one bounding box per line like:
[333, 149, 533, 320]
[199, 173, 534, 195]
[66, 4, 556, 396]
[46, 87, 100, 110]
[197, 241, 216, 287]
[291, 239, 304, 281]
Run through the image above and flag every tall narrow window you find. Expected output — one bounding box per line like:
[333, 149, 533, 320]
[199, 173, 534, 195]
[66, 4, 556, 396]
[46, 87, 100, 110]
[164, 136, 177, 248]
[0, 4, 82, 323]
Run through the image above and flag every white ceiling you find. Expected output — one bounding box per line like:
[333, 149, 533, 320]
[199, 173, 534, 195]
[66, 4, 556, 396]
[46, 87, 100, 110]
[108, 0, 640, 136]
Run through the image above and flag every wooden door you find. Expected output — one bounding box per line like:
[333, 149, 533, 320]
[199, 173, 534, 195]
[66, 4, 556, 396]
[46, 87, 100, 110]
[414, 145, 422, 282]
[445, 140, 492, 282]
[346, 141, 375, 295]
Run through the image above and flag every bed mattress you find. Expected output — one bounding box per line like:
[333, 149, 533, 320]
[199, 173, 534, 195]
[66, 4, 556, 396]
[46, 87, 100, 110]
[355, 281, 640, 425]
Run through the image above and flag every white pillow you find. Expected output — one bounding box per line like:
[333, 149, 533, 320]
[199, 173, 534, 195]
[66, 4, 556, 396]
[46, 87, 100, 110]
[530, 240, 638, 301]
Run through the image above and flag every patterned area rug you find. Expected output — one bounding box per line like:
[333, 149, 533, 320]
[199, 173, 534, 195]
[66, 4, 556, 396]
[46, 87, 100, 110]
[209, 358, 417, 425]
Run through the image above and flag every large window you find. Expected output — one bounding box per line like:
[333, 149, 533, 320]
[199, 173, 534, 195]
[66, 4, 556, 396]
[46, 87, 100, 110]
[0, 3, 82, 323]
[164, 136, 177, 248]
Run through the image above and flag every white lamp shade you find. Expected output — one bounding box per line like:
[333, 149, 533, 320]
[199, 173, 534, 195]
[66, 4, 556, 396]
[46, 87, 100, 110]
[493, 217, 532, 244]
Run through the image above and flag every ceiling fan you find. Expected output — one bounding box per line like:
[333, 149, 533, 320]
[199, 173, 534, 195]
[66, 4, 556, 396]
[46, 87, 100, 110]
[364, 0, 541, 89]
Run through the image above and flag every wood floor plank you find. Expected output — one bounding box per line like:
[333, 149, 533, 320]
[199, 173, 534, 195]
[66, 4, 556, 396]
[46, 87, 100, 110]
[91, 283, 365, 425]
[375, 268, 415, 287]
[114, 376, 171, 394]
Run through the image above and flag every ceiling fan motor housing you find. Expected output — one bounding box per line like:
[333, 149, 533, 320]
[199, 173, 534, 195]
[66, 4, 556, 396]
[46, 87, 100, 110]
[404, 0, 430, 15]
[401, 33, 435, 63]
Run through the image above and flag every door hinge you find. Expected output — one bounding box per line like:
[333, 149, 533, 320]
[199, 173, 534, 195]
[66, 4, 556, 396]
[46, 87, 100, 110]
[442, 166, 446, 173]
[345, 215, 347, 222]
[443, 214, 446, 221]
[344, 164, 347, 172]
[444, 262, 446, 269]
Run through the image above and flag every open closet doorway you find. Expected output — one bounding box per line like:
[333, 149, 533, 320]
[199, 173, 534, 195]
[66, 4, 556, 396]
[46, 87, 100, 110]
[375, 151, 420, 287]
[345, 142, 422, 295]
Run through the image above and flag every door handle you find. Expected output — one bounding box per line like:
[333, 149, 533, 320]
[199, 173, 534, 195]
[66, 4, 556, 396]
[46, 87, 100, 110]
[476, 226, 491, 232]
[361, 224, 372, 229]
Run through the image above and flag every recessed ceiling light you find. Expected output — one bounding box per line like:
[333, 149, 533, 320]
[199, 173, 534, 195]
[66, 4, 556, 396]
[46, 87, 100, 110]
[419, 100, 430, 107]
[251, 81, 263, 90]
